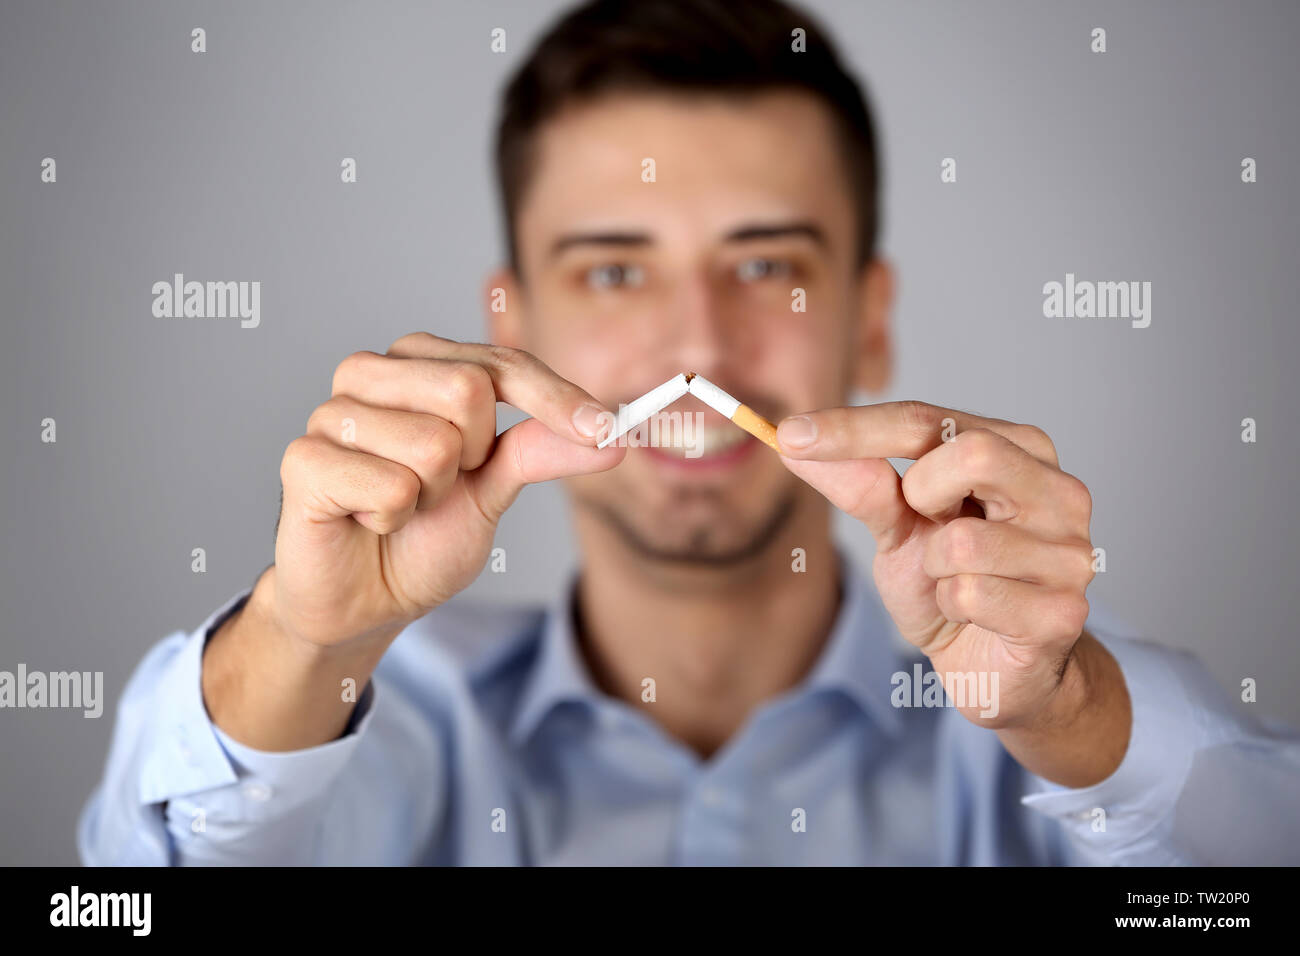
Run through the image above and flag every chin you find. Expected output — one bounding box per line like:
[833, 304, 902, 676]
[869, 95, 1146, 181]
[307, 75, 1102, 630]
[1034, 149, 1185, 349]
[575, 485, 800, 569]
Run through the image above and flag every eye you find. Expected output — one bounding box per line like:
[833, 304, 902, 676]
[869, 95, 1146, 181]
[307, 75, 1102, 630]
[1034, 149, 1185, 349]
[585, 263, 646, 290]
[736, 257, 793, 282]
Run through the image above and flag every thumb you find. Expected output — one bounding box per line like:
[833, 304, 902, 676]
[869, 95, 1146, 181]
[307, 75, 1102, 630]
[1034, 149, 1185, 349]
[467, 417, 625, 523]
[780, 454, 918, 553]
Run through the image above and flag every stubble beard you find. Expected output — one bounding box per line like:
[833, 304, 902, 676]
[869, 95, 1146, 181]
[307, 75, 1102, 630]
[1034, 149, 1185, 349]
[573, 483, 800, 568]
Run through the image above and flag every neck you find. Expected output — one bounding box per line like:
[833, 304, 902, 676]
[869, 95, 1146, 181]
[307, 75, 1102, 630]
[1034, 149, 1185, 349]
[571, 503, 843, 759]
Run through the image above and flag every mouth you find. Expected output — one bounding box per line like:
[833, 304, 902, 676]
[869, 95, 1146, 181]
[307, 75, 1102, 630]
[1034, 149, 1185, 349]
[643, 432, 758, 472]
[604, 382, 775, 474]
[649, 424, 751, 457]
[639, 409, 760, 472]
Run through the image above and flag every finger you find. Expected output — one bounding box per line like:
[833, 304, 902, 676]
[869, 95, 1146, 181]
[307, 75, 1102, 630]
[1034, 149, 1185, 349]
[924, 516, 1096, 589]
[466, 417, 626, 523]
[306, 396, 463, 511]
[385, 333, 613, 445]
[779, 453, 919, 553]
[331, 352, 498, 470]
[901, 429, 1091, 537]
[280, 435, 421, 536]
[775, 401, 1059, 468]
[934, 574, 1089, 647]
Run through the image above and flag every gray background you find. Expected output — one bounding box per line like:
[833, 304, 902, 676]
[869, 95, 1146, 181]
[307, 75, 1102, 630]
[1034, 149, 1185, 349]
[1, 0, 1296, 866]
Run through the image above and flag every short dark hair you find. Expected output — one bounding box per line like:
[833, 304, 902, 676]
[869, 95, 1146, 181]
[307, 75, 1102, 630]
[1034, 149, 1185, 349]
[493, 0, 881, 280]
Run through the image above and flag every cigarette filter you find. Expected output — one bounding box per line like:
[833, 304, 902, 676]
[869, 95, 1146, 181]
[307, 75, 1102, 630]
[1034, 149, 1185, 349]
[685, 373, 781, 452]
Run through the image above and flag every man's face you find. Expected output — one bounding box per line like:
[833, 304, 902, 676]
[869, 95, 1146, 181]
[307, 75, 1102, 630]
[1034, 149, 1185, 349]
[496, 89, 883, 566]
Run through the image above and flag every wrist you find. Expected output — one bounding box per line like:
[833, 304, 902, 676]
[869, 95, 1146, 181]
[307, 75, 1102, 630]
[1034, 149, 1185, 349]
[1025, 638, 1093, 732]
[258, 564, 403, 666]
[202, 568, 389, 751]
[996, 633, 1132, 788]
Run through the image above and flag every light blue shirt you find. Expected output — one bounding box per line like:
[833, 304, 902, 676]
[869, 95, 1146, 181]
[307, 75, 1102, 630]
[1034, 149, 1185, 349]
[78, 550, 1300, 865]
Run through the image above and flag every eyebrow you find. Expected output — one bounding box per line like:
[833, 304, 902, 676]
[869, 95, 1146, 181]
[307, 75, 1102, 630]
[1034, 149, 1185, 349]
[547, 220, 828, 260]
[724, 221, 827, 248]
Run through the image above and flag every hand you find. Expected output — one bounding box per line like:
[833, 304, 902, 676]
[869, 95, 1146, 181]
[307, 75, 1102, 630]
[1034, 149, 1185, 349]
[271, 332, 623, 650]
[775, 402, 1098, 731]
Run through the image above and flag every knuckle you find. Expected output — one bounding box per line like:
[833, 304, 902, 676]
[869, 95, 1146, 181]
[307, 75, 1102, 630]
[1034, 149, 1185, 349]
[387, 331, 440, 355]
[1072, 542, 1098, 584]
[1060, 474, 1093, 522]
[897, 400, 939, 442]
[955, 428, 1000, 474]
[947, 573, 983, 614]
[281, 435, 325, 483]
[488, 344, 526, 371]
[305, 404, 330, 435]
[1057, 593, 1090, 636]
[412, 424, 462, 477]
[378, 466, 421, 515]
[899, 462, 922, 503]
[306, 396, 350, 435]
[333, 350, 378, 394]
[366, 509, 403, 535]
[964, 573, 994, 606]
[1014, 424, 1058, 462]
[444, 362, 493, 407]
[945, 517, 985, 564]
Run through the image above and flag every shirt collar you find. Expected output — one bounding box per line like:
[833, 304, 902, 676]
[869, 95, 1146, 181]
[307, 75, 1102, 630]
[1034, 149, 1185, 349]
[799, 548, 907, 737]
[508, 574, 604, 746]
[508, 546, 907, 747]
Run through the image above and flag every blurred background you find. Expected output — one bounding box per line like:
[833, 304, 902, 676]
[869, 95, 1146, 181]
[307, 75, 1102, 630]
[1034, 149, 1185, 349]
[1, 0, 1297, 864]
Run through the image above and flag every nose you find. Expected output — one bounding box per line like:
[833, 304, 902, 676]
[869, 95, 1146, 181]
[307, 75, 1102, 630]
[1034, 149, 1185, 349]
[667, 267, 728, 376]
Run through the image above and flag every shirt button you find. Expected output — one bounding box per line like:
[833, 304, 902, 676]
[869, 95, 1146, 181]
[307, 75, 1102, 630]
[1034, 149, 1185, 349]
[242, 781, 273, 802]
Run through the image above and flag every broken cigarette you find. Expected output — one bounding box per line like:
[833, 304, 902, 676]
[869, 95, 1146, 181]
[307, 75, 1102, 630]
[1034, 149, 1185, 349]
[595, 373, 691, 449]
[594, 371, 781, 452]
[684, 372, 782, 452]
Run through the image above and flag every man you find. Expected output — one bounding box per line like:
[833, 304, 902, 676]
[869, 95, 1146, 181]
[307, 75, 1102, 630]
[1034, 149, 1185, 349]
[79, 0, 1298, 865]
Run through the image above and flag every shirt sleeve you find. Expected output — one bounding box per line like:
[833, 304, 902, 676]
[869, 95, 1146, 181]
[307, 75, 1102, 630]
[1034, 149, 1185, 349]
[1018, 618, 1300, 865]
[76, 590, 446, 866]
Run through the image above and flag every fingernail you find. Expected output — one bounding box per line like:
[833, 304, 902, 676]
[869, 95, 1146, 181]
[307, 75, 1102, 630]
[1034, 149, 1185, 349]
[778, 415, 818, 449]
[572, 403, 609, 441]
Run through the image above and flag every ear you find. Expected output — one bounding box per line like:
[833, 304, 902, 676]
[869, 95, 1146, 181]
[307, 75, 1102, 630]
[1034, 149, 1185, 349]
[484, 266, 526, 349]
[851, 257, 895, 394]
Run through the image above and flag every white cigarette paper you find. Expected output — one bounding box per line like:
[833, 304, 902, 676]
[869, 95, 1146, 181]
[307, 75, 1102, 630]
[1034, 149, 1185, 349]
[595, 372, 782, 452]
[596, 373, 691, 448]
[684, 374, 740, 418]
[687, 374, 781, 452]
